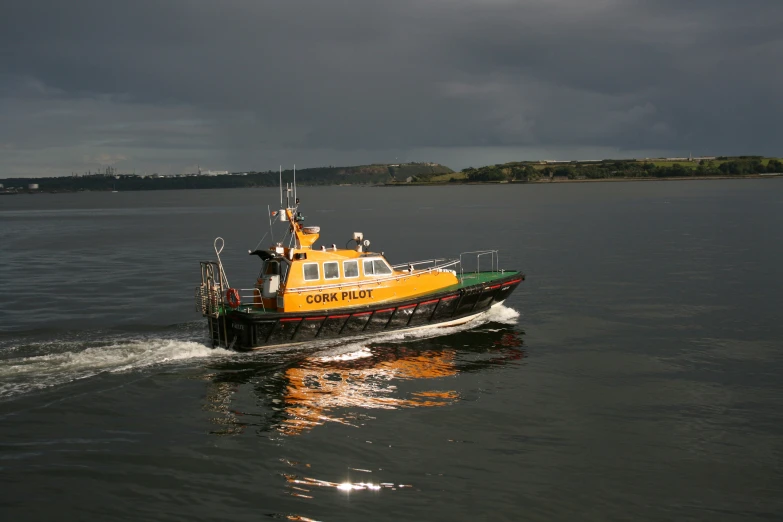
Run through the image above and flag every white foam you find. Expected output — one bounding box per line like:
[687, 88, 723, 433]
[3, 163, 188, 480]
[0, 305, 520, 399]
[310, 304, 519, 360]
[484, 304, 520, 325]
[316, 347, 374, 362]
[0, 337, 231, 399]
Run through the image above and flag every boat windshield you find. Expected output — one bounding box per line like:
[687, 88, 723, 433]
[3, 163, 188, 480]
[264, 260, 280, 276]
[363, 258, 393, 276]
[259, 258, 289, 283]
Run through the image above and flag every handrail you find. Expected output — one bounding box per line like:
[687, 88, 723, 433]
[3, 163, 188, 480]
[459, 250, 499, 282]
[213, 237, 230, 289]
[391, 258, 449, 269]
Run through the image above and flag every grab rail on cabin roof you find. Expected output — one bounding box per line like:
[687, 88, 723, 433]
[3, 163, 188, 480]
[391, 258, 449, 270]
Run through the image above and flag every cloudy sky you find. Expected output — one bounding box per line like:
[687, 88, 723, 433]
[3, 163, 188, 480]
[1, 0, 781, 177]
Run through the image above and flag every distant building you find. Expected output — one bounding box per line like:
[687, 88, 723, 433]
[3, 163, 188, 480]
[28, 183, 39, 190]
[405, 177, 413, 183]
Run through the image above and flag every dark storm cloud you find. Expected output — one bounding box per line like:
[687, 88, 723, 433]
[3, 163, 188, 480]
[1, 0, 781, 176]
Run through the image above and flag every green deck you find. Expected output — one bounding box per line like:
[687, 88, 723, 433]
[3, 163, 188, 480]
[228, 270, 520, 315]
[447, 270, 520, 291]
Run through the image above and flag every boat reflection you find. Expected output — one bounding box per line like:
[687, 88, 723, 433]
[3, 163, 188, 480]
[203, 327, 524, 436]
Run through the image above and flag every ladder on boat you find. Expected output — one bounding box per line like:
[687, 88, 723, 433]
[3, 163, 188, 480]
[196, 261, 228, 348]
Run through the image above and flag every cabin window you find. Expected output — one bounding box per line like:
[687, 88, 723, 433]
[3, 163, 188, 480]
[363, 258, 393, 276]
[373, 259, 392, 275]
[303, 262, 319, 281]
[363, 259, 374, 275]
[344, 260, 359, 278]
[323, 261, 340, 280]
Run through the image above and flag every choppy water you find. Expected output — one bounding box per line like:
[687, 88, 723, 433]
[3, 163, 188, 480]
[1, 182, 782, 521]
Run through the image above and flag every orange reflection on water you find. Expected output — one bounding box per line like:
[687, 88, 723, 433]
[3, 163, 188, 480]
[284, 515, 320, 522]
[203, 330, 525, 437]
[279, 349, 459, 436]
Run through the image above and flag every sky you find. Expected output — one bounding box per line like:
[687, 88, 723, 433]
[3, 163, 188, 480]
[1, 0, 781, 177]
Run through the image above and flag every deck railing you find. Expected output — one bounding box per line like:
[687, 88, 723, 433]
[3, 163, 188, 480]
[458, 250, 500, 282]
[391, 258, 450, 270]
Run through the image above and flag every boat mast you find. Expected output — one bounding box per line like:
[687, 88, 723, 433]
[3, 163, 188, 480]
[268, 204, 274, 243]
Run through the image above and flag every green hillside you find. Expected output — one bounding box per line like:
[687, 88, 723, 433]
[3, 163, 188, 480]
[1, 163, 452, 192]
[457, 156, 783, 182]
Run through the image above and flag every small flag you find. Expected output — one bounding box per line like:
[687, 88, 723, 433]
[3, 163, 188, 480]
[271, 211, 278, 217]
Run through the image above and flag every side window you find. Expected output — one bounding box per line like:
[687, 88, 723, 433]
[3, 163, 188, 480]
[264, 260, 279, 275]
[303, 262, 319, 281]
[363, 259, 374, 276]
[344, 260, 359, 278]
[323, 261, 339, 280]
[373, 259, 392, 275]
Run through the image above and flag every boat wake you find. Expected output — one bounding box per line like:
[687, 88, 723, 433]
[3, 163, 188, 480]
[307, 303, 520, 361]
[0, 327, 232, 400]
[482, 303, 520, 325]
[0, 305, 520, 400]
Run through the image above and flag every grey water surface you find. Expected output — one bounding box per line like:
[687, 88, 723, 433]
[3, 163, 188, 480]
[1, 181, 782, 521]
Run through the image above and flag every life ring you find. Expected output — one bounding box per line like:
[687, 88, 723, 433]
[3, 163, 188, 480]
[226, 288, 241, 308]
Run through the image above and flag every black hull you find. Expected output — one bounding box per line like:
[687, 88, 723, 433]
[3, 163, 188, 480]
[209, 272, 524, 350]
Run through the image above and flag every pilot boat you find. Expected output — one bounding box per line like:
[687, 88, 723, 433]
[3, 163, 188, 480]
[195, 181, 524, 350]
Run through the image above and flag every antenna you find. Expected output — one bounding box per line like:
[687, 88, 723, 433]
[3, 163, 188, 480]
[268, 204, 274, 243]
[293, 164, 296, 205]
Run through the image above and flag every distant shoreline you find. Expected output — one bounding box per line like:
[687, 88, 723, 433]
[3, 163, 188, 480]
[382, 173, 783, 187]
[1, 173, 780, 195]
[4, 157, 781, 192]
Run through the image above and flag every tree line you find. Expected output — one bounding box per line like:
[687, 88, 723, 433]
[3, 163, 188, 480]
[1, 164, 452, 192]
[463, 158, 783, 182]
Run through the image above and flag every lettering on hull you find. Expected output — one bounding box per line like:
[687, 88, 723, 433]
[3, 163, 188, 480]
[305, 289, 374, 305]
